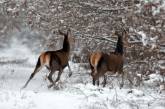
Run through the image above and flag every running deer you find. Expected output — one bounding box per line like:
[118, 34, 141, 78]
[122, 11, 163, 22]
[89, 30, 128, 87]
[22, 29, 75, 89]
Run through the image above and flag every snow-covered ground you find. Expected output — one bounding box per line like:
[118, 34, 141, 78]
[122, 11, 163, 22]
[0, 41, 165, 109]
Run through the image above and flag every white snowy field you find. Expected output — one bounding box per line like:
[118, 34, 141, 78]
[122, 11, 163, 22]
[0, 43, 165, 109]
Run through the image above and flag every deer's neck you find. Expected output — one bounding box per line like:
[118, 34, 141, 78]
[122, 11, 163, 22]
[62, 36, 70, 52]
[115, 33, 123, 55]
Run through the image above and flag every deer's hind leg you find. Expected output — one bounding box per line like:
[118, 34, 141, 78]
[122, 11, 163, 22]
[47, 69, 57, 88]
[22, 58, 42, 89]
[48, 55, 62, 88]
[48, 68, 63, 88]
[92, 72, 100, 86]
[102, 75, 107, 87]
[48, 70, 54, 85]
[93, 77, 100, 86]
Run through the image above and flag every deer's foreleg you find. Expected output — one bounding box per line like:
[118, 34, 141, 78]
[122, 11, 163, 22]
[119, 71, 124, 89]
[67, 62, 72, 77]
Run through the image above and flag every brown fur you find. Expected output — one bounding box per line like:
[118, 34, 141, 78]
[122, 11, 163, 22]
[90, 52, 102, 67]
[89, 30, 127, 87]
[106, 53, 123, 73]
[89, 52, 102, 76]
[40, 52, 51, 67]
[89, 52, 124, 87]
[22, 29, 74, 89]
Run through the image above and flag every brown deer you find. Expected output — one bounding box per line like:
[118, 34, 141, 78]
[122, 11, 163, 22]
[22, 29, 75, 89]
[89, 30, 128, 87]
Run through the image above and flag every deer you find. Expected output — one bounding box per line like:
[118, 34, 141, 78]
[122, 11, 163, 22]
[22, 29, 75, 89]
[89, 29, 129, 88]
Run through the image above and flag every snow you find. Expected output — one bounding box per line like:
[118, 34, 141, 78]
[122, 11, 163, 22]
[143, 0, 165, 15]
[137, 31, 148, 46]
[1, 0, 165, 108]
[0, 39, 165, 109]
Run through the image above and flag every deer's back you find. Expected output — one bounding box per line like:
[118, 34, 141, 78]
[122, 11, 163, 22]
[99, 53, 123, 74]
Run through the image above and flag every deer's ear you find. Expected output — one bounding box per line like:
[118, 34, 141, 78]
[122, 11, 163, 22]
[58, 30, 65, 35]
[59, 30, 68, 37]
[111, 30, 117, 37]
[67, 28, 71, 36]
[122, 28, 129, 34]
[123, 30, 131, 48]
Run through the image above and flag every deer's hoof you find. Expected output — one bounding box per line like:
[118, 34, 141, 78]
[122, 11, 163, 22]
[68, 72, 72, 77]
[48, 84, 54, 89]
[120, 84, 124, 89]
[53, 85, 60, 90]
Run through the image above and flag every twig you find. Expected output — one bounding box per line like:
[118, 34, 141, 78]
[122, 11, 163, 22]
[76, 33, 116, 43]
